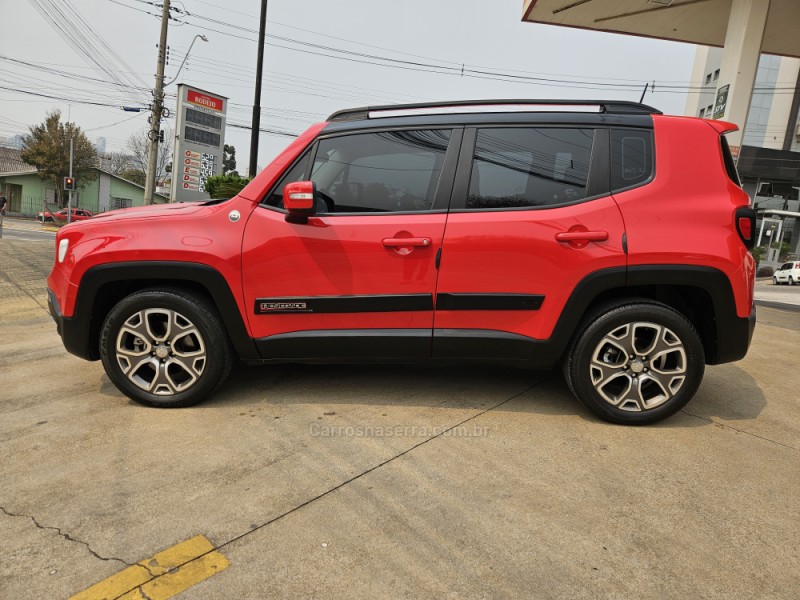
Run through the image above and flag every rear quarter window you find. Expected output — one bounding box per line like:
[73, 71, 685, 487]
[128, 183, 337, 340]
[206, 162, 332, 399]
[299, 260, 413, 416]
[720, 135, 742, 187]
[610, 129, 653, 192]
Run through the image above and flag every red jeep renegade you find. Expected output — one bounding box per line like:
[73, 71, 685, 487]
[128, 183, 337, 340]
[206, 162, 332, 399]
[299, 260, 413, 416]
[47, 100, 756, 425]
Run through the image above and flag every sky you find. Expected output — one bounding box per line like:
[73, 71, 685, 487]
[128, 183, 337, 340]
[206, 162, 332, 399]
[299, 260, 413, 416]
[0, 0, 700, 172]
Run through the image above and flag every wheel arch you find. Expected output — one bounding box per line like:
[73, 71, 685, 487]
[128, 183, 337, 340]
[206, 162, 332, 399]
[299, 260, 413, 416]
[552, 265, 749, 366]
[65, 262, 258, 361]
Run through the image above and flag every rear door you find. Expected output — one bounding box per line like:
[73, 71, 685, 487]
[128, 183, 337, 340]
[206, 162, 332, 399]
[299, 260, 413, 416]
[241, 127, 461, 360]
[433, 125, 627, 360]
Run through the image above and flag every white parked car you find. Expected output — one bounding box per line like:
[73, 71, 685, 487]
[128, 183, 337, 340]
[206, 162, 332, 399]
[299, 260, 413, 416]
[773, 261, 800, 285]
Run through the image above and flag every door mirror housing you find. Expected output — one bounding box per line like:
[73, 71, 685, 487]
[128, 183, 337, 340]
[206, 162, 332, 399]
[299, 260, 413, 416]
[284, 181, 317, 224]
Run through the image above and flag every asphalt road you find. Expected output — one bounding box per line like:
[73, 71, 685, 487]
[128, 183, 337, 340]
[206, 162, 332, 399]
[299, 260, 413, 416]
[0, 227, 56, 242]
[1, 238, 798, 599]
[0, 216, 56, 244]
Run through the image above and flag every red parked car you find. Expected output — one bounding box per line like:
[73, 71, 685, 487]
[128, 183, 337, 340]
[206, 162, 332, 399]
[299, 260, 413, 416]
[46, 100, 756, 424]
[38, 208, 93, 223]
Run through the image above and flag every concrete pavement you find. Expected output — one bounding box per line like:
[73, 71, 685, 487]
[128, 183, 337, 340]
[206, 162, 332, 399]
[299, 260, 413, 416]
[1, 238, 798, 599]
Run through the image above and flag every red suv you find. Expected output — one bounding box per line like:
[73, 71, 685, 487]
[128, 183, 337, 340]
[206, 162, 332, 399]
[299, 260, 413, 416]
[47, 100, 756, 424]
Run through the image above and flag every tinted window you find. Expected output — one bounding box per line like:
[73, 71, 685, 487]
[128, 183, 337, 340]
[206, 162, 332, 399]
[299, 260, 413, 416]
[467, 128, 594, 209]
[611, 129, 653, 191]
[720, 135, 742, 187]
[311, 130, 451, 213]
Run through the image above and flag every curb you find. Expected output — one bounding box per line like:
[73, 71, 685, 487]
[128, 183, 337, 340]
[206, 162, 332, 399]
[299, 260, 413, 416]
[755, 299, 800, 313]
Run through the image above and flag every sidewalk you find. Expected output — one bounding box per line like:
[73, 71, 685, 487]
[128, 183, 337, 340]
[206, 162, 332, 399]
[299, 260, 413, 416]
[754, 277, 800, 311]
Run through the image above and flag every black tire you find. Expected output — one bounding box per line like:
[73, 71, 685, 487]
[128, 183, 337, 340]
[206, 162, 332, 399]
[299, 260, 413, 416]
[100, 289, 234, 408]
[563, 300, 705, 425]
[790, 278, 796, 286]
[773, 277, 779, 285]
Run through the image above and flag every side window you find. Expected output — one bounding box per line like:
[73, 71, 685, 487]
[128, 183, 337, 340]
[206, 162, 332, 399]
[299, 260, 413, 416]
[610, 129, 653, 192]
[467, 128, 594, 209]
[310, 129, 452, 213]
[263, 151, 311, 208]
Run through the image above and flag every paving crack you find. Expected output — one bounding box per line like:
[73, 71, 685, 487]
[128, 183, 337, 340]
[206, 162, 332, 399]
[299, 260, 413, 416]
[679, 410, 799, 451]
[138, 586, 155, 600]
[0, 505, 155, 576]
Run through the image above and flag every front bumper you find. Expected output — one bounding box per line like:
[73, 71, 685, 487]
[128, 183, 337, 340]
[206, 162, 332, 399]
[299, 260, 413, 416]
[47, 288, 64, 337]
[48, 288, 96, 361]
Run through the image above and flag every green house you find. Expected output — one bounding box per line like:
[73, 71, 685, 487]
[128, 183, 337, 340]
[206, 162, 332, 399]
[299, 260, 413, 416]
[0, 148, 168, 216]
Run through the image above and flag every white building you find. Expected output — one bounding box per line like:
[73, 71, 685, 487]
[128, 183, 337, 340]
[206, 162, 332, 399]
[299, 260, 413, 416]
[685, 48, 800, 152]
[685, 47, 800, 262]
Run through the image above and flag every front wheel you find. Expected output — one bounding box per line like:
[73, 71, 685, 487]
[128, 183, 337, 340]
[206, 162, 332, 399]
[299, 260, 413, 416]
[564, 301, 705, 425]
[100, 289, 233, 407]
[773, 277, 779, 285]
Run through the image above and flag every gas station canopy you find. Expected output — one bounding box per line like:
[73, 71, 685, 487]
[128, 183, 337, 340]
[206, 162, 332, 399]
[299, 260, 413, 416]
[522, 0, 800, 59]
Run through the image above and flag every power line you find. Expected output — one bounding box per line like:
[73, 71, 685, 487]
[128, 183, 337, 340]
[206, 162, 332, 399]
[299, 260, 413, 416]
[83, 111, 147, 133]
[27, 0, 151, 104]
[110, 0, 800, 98]
[0, 83, 131, 108]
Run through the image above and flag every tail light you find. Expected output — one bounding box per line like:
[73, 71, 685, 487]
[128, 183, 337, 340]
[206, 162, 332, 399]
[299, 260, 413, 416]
[735, 207, 756, 249]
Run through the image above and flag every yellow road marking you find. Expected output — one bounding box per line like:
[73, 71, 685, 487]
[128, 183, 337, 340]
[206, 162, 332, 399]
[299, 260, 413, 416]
[70, 535, 229, 600]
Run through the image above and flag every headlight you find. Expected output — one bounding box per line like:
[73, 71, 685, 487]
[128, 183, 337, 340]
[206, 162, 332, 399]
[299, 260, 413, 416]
[58, 238, 69, 263]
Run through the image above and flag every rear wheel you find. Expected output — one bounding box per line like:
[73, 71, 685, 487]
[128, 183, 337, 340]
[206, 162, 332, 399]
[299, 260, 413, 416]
[564, 301, 704, 425]
[100, 289, 233, 407]
[790, 278, 796, 286]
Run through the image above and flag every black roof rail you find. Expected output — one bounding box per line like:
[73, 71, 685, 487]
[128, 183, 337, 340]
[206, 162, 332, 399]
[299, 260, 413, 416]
[328, 99, 663, 121]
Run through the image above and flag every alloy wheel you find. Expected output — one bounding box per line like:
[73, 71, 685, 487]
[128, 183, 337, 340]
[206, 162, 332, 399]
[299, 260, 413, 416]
[589, 321, 687, 412]
[114, 308, 207, 395]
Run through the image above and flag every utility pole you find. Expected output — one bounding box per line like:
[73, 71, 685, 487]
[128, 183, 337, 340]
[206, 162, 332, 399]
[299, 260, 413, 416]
[144, 0, 171, 204]
[67, 136, 74, 224]
[249, 0, 268, 179]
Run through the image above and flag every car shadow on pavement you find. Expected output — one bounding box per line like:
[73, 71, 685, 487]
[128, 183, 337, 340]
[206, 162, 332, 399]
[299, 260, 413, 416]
[202, 361, 765, 427]
[676, 363, 767, 423]
[97, 361, 766, 427]
[202, 362, 581, 415]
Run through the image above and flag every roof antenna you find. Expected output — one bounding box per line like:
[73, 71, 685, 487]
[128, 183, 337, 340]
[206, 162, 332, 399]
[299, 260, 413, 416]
[639, 82, 649, 103]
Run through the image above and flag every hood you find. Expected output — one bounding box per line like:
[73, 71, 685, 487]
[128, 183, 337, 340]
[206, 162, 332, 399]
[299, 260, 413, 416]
[88, 201, 215, 223]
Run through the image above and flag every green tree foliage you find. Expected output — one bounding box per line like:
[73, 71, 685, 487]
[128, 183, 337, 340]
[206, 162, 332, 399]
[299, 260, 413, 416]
[119, 168, 146, 186]
[21, 110, 97, 207]
[204, 173, 250, 198]
[773, 241, 790, 262]
[223, 144, 237, 175]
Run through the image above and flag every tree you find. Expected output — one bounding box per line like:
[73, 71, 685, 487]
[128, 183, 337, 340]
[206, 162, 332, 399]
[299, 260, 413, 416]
[21, 111, 97, 208]
[204, 173, 250, 198]
[125, 126, 173, 186]
[223, 144, 237, 175]
[104, 151, 135, 175]
[118, 169, 146, 186]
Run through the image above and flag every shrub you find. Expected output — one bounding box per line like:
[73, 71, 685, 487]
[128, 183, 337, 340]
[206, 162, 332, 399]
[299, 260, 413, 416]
[757, 265, 774, 278]
[204, 174, 251, 199]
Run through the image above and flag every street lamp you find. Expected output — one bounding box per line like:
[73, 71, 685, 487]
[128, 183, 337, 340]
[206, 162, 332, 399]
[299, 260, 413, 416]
[164, 34, 209, 87]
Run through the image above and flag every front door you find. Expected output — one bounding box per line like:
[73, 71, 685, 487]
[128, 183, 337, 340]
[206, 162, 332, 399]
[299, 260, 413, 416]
[241, 127, 461, 360]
